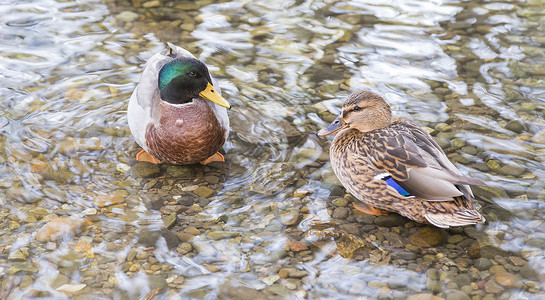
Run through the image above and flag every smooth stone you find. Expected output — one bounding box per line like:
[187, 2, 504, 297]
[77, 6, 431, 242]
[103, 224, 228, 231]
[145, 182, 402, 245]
[174, 3, 199, 10]
[194, 186, 214, 198]
[461, 146, 478, 155]
[296, 148, 321, 160]
[454, 274, 471, 287]
[505, 119, 526, 133]
[356, 214, 376, 224]
[8, 248, 29, 261]
[198, 197, 210, 207]
[19, 275, 33, 289]
[447, 234, 464, 244]
[261, 275, 280, 286]
[395, 251, 418, 261]
[183, 227, 201, 235]
[204, 175, 219, 184]
[36, 217, 87, 242]
[180, 23, 195, 31]
[426, 269, 440, 280]
[331, 197, 348, 207]
[177, 242, 192, 255]
[143, 0, 160, 8]
[426, 280, 442, 293]
[285, 268, 308, 279]
[472, 186, 509, 200]
[94, 194, 125, 207]
[116, 163, 131, 173]
[307, 65, 344, 82]
[434, 123, 452, 132]
[435, 137, 451, 149]
[138, 229, 160, 247]
[495, 272, 524, 289]
[116, 11, 139, 22]
[126, 249, 136, 262]
[374, 214, 405, 227]
[131, 163, 161, 178]
[525, 237, 545, 248]
[280, 209, 300, 225]
[58, 138, 102, 154]
[166, 165, 194, 178]
[6, 187, 41, 203]
[469, 243, 508, 259]
[206, 231, 240, 240]
[332, 207, 350, 219]
[450, 138, 466, 149]
[409, 227, 447, 247]
[129, 263, 140, 272]
[187, 203, 203, 213]
[162, 229, 180, 249]
[445, 290, 470, 300]
[450, 155, 470, 164]
[162, 213, 177, 229]
[29, 207, 49, 220]
[217, 285, 268, 299]
[8, 262, 38, 274]
[56, 283, 87, 294]
[474, 257, 492, 271]
[519, 263, 538, 279]
[498, 163, 525, 177]
[177, 196, 194, 206]
[407, 293, 443, 300]
[531, 129, 545, 143]
[337, 13, 362, 24]
[249, 25, 273, 37]
[136, 251, 149, 260]
[484, 279, 504, 293]
[508, 256, 526, 266]
[265, 284, 289, 297]
[82, 208, 98, 215]
[486, 159, 501, 171]
[148, 275, 167, 291]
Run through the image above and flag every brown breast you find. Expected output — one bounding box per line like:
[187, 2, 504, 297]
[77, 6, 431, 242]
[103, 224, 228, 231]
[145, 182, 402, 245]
[145, 99, 225, 165]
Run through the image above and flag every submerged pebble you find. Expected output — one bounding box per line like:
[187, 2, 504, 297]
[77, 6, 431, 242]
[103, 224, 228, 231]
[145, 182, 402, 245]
[35, 217, 87, 242]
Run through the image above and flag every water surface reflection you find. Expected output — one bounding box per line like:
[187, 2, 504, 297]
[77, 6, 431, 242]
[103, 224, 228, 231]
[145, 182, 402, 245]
[1, 0, 545, 298]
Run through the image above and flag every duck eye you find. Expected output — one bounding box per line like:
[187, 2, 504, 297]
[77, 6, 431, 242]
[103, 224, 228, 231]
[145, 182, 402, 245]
[353, 106, 362, 111]
[188, 71, 197, 77]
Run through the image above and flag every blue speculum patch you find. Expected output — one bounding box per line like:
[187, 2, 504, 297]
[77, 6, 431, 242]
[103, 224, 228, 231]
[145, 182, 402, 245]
[383, 176, 412, 197]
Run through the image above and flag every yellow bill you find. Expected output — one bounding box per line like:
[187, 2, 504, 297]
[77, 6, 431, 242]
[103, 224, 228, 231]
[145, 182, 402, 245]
[199, 83, 231, 109]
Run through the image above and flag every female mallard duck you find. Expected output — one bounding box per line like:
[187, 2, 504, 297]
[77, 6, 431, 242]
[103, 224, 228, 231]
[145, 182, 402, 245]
[128, 43, 230, 165]
[318, 91, 485, 228]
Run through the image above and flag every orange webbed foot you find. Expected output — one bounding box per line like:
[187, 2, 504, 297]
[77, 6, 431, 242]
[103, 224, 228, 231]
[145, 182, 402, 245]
[354, 202, 390, 216]
[200, 152, 225, 165]
[136, 150, 162, 164]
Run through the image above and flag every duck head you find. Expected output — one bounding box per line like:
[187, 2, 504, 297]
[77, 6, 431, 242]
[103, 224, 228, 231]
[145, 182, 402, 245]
[158, 57, 230, 108]
[318, 91, 392, 136]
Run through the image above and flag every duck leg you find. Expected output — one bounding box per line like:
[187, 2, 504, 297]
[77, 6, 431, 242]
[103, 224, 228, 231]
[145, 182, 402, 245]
[136, 150, 162, 164]
[200, 152, 225, 165]
[353, 202, 389, 216]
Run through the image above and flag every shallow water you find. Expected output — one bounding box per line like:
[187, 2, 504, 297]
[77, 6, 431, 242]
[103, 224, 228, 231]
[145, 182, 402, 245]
[1, 0, 545, 299]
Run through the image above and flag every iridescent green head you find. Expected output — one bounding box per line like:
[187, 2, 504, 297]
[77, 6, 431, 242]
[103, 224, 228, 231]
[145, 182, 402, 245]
[158, 57, 213, 104]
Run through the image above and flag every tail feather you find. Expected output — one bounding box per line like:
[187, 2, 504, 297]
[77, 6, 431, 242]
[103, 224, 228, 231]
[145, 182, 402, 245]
[425, 210, 485, 228]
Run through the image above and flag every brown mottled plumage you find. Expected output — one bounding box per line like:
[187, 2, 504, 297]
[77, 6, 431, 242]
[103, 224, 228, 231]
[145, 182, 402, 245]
[128, 43, 230, 165]
[318, 91, 485, 228]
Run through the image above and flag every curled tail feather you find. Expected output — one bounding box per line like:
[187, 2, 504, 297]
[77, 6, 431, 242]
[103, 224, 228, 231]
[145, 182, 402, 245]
[425, 209, 485, 228]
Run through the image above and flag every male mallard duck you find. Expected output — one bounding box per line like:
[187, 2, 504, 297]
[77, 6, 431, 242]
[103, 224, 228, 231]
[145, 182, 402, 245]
[318, 91, 485, 228]
[128, 43, 230, 165]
